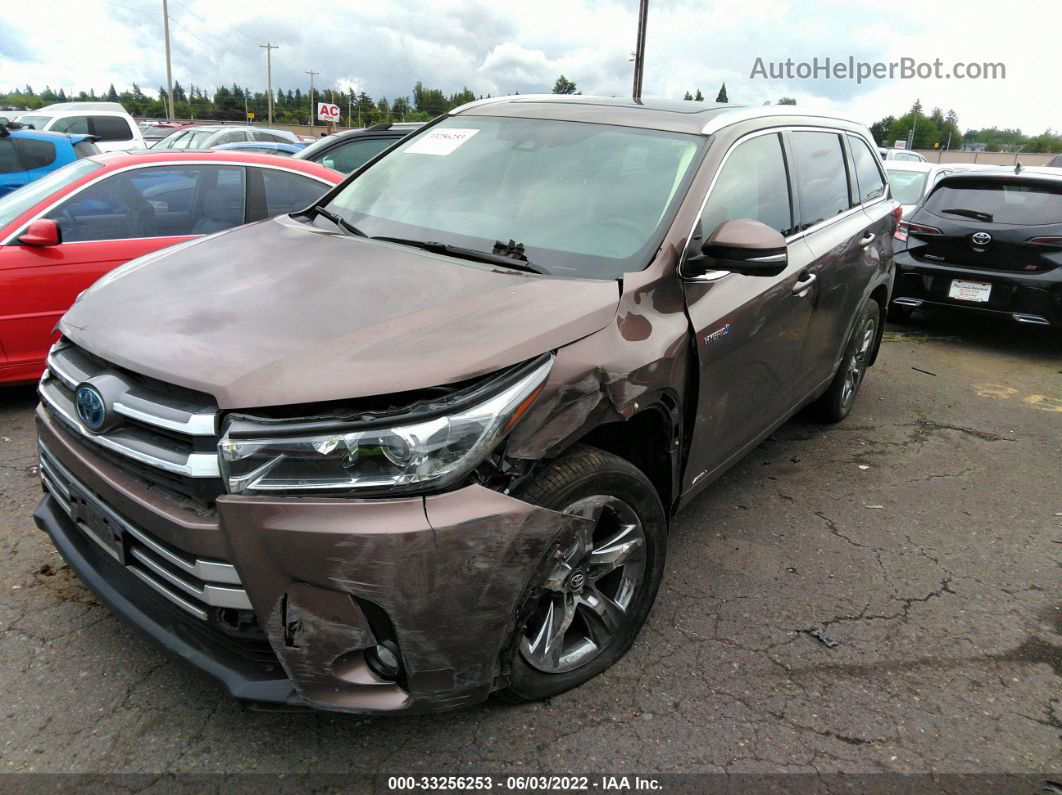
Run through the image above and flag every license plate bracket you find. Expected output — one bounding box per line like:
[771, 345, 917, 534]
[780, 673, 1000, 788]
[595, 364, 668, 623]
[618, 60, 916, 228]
[70, 493, 127, 564]
[948, 278, 992, 303]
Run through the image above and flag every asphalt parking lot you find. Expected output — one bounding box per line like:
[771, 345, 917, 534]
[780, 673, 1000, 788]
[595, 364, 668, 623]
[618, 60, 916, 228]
[0, 310, 1059, 780]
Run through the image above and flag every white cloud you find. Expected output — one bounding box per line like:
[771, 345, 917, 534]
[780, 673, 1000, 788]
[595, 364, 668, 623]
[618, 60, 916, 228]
[0, 0, 1058, 133]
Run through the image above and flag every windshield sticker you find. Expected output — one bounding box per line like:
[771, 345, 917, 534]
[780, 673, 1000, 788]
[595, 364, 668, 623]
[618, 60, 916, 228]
[404, 128, 479, 156]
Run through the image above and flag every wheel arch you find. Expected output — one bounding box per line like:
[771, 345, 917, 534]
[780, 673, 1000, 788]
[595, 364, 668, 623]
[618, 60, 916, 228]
[574, 397, 682, 516]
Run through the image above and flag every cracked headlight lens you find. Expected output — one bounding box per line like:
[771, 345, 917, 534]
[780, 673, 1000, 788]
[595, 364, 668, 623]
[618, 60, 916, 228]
[219, 357, 552, 495]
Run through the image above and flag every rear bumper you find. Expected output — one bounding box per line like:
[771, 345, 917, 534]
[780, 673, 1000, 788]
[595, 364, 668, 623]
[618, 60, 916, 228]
[36, 407, 586, 714]
[892, 251, 1062, 325]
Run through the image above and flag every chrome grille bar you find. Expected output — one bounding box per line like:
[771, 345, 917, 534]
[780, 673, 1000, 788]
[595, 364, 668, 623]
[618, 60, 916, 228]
[38, 442, 251, 619]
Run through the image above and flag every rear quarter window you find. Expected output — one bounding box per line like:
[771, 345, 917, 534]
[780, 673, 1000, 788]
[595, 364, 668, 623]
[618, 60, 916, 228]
[90, 116, 134, 141]
[0, 138, 18, 174]
[923, 179, 1062, 225]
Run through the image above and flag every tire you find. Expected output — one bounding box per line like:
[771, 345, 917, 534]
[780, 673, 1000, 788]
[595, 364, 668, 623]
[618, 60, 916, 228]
[812, 299, 881, 423]
[495, 445, 667, 703]
[888, 303, 914, 323]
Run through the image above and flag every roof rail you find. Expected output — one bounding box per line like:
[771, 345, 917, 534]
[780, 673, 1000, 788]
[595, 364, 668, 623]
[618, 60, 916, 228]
[700, 105, 863, 135]
[449, 94, 562, 115]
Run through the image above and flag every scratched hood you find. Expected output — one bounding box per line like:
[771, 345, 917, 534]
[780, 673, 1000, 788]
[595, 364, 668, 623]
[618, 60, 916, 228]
[60, 215, 619, 409]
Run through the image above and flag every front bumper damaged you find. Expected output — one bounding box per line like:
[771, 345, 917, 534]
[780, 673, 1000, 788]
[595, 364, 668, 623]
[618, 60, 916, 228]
[34, 407, 590, 714]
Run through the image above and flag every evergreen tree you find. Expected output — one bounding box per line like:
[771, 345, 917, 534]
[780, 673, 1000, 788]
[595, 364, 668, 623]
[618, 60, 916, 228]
[552, 75, 577, 94]
[715, 83, 728, 103]
[694, 88, 703, 101]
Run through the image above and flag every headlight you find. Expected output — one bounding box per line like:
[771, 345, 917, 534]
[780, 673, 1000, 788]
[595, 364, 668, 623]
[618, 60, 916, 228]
[218, 357, 552, 495]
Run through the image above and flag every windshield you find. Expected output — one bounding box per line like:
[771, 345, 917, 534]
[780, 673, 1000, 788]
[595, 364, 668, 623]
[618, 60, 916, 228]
[886, 169, 928, 205]
[324, 116, 705, 279]
[923, 178, 1062, 225]
[17, 115, 52, 130]
[0, 158, 102, 230]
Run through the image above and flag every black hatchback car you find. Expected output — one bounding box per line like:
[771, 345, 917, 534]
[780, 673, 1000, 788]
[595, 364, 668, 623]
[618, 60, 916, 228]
[891, 169, 1062, 326]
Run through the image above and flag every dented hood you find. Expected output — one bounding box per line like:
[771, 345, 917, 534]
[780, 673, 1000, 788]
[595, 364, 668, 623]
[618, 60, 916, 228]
[60, 215, 619, 409]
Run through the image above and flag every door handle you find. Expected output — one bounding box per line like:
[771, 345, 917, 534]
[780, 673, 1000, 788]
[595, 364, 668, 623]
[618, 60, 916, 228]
[791, 272, 816, 295]
[860, 232, 876, 247]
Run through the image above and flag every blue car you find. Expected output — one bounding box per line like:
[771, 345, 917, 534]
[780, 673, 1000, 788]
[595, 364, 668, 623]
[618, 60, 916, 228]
[211, 140, 305, 156]
[0, 126, 100, 196]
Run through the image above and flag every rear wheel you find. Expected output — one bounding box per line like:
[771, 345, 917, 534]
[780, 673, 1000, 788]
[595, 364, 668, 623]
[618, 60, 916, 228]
[496, 446, 666, 703]
[813, 299, 880, 423]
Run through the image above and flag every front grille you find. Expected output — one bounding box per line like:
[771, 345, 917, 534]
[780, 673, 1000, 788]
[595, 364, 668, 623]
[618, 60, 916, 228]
[38, 441, 250, 623]
[39, 340, 223, 504]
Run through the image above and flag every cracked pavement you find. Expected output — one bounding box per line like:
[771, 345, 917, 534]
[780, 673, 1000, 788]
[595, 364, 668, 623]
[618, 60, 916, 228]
[0, 309, 1059, 777]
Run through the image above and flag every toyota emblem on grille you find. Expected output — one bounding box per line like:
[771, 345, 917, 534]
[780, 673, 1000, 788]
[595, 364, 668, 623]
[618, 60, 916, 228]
[971, 231, 992, 247]
[75, 384, 107, 432]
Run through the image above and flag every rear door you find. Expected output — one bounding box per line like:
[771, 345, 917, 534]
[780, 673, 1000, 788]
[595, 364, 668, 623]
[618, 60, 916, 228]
[787, 130, 882, 394]
[681, 131, 817, 490]
[88, 116, 138, 152]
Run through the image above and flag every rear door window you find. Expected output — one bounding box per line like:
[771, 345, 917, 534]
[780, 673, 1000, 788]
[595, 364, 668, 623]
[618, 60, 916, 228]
[254, 168, 327, 217]
[212, 130, 248, 146]
[847, 135, 885, 204]
[46, 165, 247, 241]
[789, 131, 851, 229]
[50, 116, 90, 135]
[90, 116, 133, 142]
[315, 137, 396, 173]
[13, 138, 57, 170]
[253, 131, 289, 143]
[0, 138, 18, 174]
[699, 132, 794, 239]
[922, 179, 1062, 225]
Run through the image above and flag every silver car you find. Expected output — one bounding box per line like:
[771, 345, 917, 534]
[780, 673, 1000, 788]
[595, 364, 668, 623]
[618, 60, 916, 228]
[151, 125, 299, 150]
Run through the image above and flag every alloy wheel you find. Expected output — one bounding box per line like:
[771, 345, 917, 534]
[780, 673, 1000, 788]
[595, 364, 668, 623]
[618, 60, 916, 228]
[840, 316, 877, 409]
[519, 495, 647, 674]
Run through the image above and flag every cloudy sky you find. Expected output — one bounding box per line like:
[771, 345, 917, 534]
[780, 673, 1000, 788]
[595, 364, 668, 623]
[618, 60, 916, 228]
[1, 0, 1058, 133]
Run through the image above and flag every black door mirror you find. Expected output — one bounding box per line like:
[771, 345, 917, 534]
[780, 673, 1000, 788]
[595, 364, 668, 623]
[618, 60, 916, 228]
[684, 218, 788, 277]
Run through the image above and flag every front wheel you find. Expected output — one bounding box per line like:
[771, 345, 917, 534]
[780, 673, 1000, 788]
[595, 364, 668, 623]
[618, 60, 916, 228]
[812, 299, 880, 422]
[496, 446, 666, 703]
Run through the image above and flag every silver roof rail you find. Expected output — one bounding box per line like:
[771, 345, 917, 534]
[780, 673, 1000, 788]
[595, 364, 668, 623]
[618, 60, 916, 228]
[700, 105, 864, 135]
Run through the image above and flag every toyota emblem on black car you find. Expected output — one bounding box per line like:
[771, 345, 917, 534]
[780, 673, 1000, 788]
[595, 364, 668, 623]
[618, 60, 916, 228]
[971, 231, 992, 247]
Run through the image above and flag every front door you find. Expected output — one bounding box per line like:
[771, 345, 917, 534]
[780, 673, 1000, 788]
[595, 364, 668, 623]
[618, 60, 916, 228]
[680, 131, 817, 493]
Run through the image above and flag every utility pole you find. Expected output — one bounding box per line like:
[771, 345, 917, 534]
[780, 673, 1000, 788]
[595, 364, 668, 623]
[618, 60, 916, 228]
[162, 0, 175, 120]
[347, 93, 352, 128]
[260, 42, 278, 123]
[305, 70, 319, 128]
[631, 0, 648, 100]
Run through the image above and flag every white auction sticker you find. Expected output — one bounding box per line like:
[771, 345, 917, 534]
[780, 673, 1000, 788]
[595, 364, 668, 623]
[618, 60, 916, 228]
[404, 128, 479, 156]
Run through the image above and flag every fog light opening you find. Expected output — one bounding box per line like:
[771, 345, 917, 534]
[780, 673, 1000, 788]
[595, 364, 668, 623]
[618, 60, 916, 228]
[366, 640, 403, 680]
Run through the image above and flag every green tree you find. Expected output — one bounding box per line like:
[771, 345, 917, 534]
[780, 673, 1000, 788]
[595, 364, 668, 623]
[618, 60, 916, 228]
[777, 97, 797, 105]
[682, 90, 692, 100]
[869, 115, 895, 146]
[715, 83, 728, 103]
[552, 75, 577, 94]
[106, 84, 119, 102]
[694, 88, 703, 101]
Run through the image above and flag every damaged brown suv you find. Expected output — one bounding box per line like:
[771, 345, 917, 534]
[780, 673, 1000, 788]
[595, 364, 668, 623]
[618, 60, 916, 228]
[34, 96, 897, 714]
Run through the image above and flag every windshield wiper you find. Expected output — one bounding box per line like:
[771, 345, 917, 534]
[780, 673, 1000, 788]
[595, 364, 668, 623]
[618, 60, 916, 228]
[311, 204, 366, 237]
[371, 236, 546, 274]
[940, 208, 994, 222]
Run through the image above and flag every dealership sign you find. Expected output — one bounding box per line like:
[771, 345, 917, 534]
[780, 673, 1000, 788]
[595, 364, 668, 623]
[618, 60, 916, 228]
[317, 102, 340, 122]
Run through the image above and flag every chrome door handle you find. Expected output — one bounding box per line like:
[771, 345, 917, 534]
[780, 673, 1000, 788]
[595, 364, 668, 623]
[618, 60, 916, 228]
[792, 272, 816, 295]
[860, 232, 876, 247]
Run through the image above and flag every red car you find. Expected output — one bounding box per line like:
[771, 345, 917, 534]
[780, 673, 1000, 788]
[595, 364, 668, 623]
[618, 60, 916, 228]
[0, 150, 342, 385]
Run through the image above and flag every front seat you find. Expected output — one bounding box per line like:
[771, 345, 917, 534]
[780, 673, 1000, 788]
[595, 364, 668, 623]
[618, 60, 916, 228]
[193, 189, 240, 235]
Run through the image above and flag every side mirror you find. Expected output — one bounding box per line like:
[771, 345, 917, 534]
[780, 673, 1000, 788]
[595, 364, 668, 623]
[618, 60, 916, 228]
[684, 219, 787, 277]
[18, 218, 62, 247]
